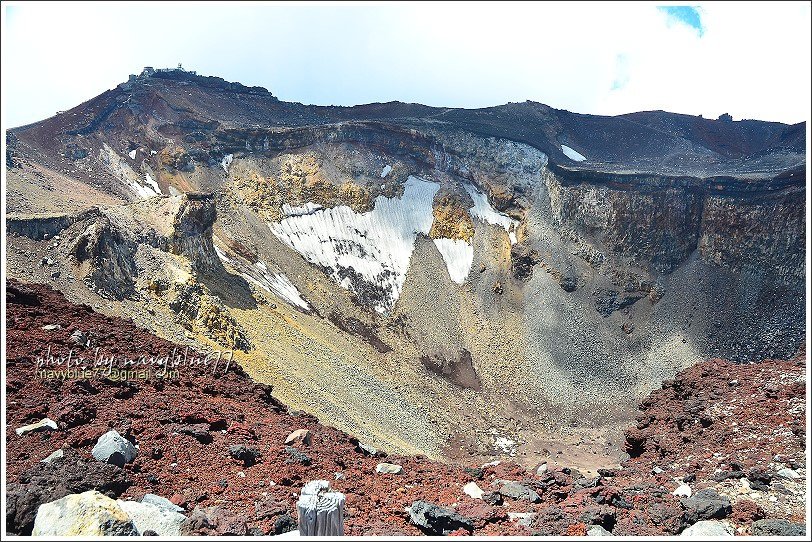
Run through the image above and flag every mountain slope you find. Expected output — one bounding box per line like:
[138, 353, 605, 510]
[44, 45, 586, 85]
[5, 67, 806, 464]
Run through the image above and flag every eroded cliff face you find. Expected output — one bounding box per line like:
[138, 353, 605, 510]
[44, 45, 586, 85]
[5, 69, 805, 463]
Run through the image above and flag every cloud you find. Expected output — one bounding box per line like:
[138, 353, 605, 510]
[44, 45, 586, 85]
[1, 3, 809, 127]
[658, 6, 704, 36]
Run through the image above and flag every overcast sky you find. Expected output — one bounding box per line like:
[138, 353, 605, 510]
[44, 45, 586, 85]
[2, 1, 810, 128]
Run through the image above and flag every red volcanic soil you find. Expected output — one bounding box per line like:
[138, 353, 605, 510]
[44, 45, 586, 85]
[4, 280, 807, 536]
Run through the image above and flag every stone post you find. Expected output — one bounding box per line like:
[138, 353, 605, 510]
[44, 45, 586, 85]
[296, 480, 345, 536]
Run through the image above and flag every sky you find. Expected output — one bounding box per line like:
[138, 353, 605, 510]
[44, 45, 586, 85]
[2, 1, 810, 128]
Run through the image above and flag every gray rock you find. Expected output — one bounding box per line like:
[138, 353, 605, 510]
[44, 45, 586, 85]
[375, 462, 403, 474]
[229, 445, 261, 466]
[70, 329, 88, 346]
[16, 418, 58, 436]
[680, 520, 732, 537]
[91, 430, 137, 467]
[507, 512, 537, 528]
[284, 446, 311, 465]
[409, 500, 473, 535]
[40, 449, 64, 463]
[680, 488, 731, 521]
[775, 468, 800, 480]
[32, 490, 137, 536]
[587, 524, 613, 536]
[496, 480, 541, 503]
[751, 519, 806, 536]
[141, 494, 185, 513]
[118, 499, 186, 536]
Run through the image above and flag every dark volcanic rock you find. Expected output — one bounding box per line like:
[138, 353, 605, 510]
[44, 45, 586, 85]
[6, 448, 131, 535]
[751, 519, 806, 536]
[409, 500, 473, 535]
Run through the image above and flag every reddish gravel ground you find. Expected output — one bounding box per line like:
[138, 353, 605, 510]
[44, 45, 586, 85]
[4, 280, 807, 536]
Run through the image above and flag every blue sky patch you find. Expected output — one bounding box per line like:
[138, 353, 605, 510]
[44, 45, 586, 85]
[658, 6, 704, 36]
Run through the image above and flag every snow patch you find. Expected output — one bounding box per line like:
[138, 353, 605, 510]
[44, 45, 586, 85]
[464, 183, 518, 244]
[245, 262, 310, 310]
[214, 246, 233, 265]
[282, 202, 323, 217]
[144, 173, 162, 195]
[380, 165, 392, 178]
[221, 154, 234, 172]
[99, 144, 157, 200]
[128, 150, 137, 160]
[270, 176, 439, 313]
[433, 238, 473, 284]
[561, 144, 586, 162]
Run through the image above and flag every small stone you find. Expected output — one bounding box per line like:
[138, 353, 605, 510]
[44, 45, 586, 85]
[775, 468, 800, 480]
[507, 512, 537, 528]
[496, 480, 541, 503]
[482, 491, 503, 506]
[91, 430, 137, 467]
[463, 482, 484, 499]
[284, 446, 311, 465]
[587, 524, 613, 536]
[16, 418, 58, 436]
[355, 441, 377, 456]
[41, 449, 64, 463]
[375, 462, 403, 475]
[536, 463, 549, 475]
[680, 520, 733, 537]
[751, 519, 806, 536]
[70, 329, 88, 346]
[229, 445, 262, 467]
[41, 324, 61, 331]
[652, 466, 664, 474]
[673, 484, 692, 498]
[284, 429, 312, 446]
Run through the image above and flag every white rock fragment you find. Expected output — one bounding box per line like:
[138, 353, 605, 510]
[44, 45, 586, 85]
[221, 153, 234, 172]
[380, 165, 392, 178]
[16, 418, 58, 436]
[118, 499, 185, 536]
[463, 482, 484, 499]
[673, 484, 692, 498]
[41, 449, 65, 463]
[128, 149, 137, 160]
[776, 468, 800, 480]
[680, 520, 733, 537]
[375, 462, 403, 475]
[587, 524, 613, 536]
[561, 144, 586, 162]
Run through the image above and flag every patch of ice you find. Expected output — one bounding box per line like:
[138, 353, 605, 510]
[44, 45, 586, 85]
[282, 202, 323, 217]
[245, 261, 310, 310]
[381, 165, 392, 178]
[464, 183, 518, 244]
[214, 246, 233, 264]
[270, 176, 439, 313]
[128, 149, 137, 160]
[221, 153, 234, 172]
[150, 150, 157, 155]
[561, 144, 586, 162]
[144, 173, 162, 195]
[433, 238, 473, 284]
